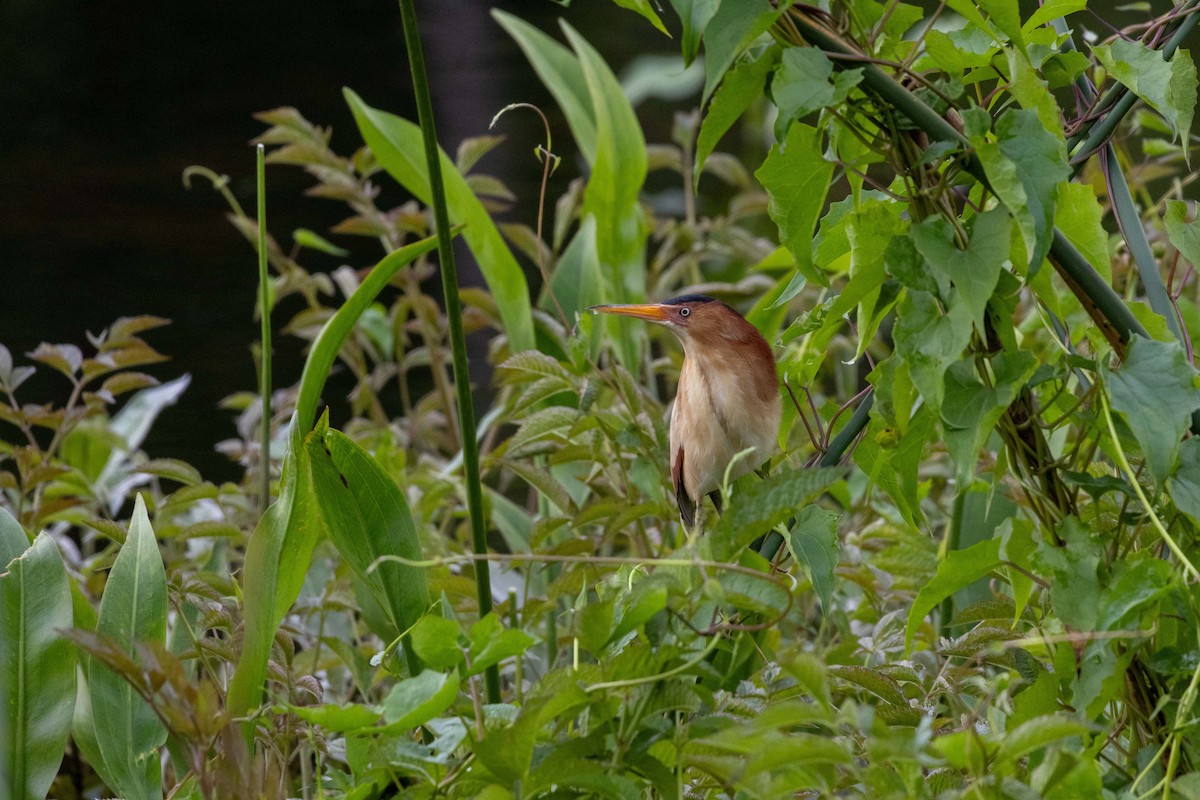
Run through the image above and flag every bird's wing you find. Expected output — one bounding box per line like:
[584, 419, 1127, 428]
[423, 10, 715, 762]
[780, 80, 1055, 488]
[673, 445, 696, 528]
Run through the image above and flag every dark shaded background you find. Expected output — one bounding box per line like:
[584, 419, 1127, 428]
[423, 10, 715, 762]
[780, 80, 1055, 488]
[0, 1, 671, 481]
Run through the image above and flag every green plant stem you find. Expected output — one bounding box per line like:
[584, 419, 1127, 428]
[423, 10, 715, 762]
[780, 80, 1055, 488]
[397, 0, 500, 705]
[256, 144, 272, 515]
[785, 11, 1151, 354]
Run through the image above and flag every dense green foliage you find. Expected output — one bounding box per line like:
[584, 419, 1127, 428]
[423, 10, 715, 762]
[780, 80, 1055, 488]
[4, 0, 1200, 797]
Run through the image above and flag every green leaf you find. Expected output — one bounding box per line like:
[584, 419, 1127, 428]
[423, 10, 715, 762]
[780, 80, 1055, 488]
[545, 216, 602, 318]
[906, 537, 1003, 652]
[293, 227, 349, 257]
[755, 123, 835, 278]
[700, 0, 780, 104]
[90, 495, 167, 800]
[912, 207, 1012, 333]
[892, 289, 973, 413]
[411, 615, 464, 671]
[669, 0, 720, 65]
[712, 467, 846, 559]
[1033, 517, 1101, 630]
[942, 351, 1038, 488]
[564, 21, 650, 370]
[771, 48, 863, 140]
[381, 670, 459, 730]
[345, 90, 534, 353]
[1006, 49, 1063, 141]
[1022, 0, 1087, 33]
[306, 419, 431, 652]
[287, 702, 381, 733]
[611, 0, 669, 35]
[228, 419, 322, 720]
[1, 521, 75, 800]
[786, 506, 839, 614]
[493, 10, 596, 161]
[965, 107, 1068, 272]
[467, 613, 538, 677]
[1102, 336, 1200, 482]
[1093, 38, 1197, 144]
[696, 46, 779, 183]
[1055, 183, 1111, 283]
[1166, 200, 1200, 273]
[296, 234, 443, 430]
[996, 714, 1090, 765]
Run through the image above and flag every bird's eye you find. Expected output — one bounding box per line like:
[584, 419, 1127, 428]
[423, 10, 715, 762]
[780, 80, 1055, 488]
[679, 307, 690, 317]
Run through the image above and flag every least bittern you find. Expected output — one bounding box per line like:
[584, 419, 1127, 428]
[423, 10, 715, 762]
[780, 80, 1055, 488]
[590, 295, 782, 529]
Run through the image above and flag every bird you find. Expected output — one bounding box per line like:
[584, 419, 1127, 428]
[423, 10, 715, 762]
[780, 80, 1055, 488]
[589, 294, 782, 529]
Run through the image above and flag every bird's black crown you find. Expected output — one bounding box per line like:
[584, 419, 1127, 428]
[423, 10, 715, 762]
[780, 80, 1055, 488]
[663, 294, 717, 306]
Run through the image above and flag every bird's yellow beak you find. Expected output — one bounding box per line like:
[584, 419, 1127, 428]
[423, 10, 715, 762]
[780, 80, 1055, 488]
[587, 303, 671, 323]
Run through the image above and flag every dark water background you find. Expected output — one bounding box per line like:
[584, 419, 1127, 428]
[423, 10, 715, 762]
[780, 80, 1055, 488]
[0, 1, 672, 483]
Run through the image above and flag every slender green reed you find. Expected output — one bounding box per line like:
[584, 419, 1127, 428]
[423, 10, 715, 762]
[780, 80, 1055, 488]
[397, 0, 500, 704]
[256, 143, 272, 514]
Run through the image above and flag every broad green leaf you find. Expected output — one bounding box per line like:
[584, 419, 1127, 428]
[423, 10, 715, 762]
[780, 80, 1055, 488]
[965, 107, 1068, 272]
[306, 417, 431, 650]
[1033, 517, 1101, 630]
[1055, 183, 1111, 283]
[942, 351, 1038, 488]
[493, 10, 596, 161]
[474, 699, 542, 782]
[976, 0, 1024, 49]
[1, 521, 75, 800]
[906, 537, 1003, 651]
[468, 613, 538, 677]
[228, 419, 322, 720]
[696, 46, 779, 183]
[669, 0, 720, 65]
[755, 124, 835, 278]
[1006, 49, 1063, 140]
[1102, 336, 1200, 482]
[1093, 38, 1197, 144]
[854, 401, 931, 528]
[1022, 0, 1087, 33]
[345, 90, 534, 353]
[787, 506, 839, 613]
[892, 289, 973, 412]
[560, 21, 649, 370]
[701, 0, 780, 103]
[770, 48, 863, 141]
[1096, 559, 1170, 631]
[411, 615, 464, 671]
[91, 495, 167, 800]
[545, 215, 602, 317]
[844, 200, 905, 358]
[1170, 438, 1200, 527]
[1166, 200, 1200, 272]
[996, 715, 1090, 765]
[381, 670, 459, 730]
[712, 467, 846, 559]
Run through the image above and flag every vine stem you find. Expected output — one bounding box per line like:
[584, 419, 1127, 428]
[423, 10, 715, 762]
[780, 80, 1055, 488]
[397, 0, 499, 703]
[1098, 389, 1200, 582]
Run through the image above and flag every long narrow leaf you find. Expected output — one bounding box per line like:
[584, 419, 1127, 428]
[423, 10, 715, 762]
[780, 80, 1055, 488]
[227, 418, 321, 721]
[1, 514, 75, 800]
[90, 495, 167, 800]
[295, 234, 445, 431]
[344, 89, 535, 355]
